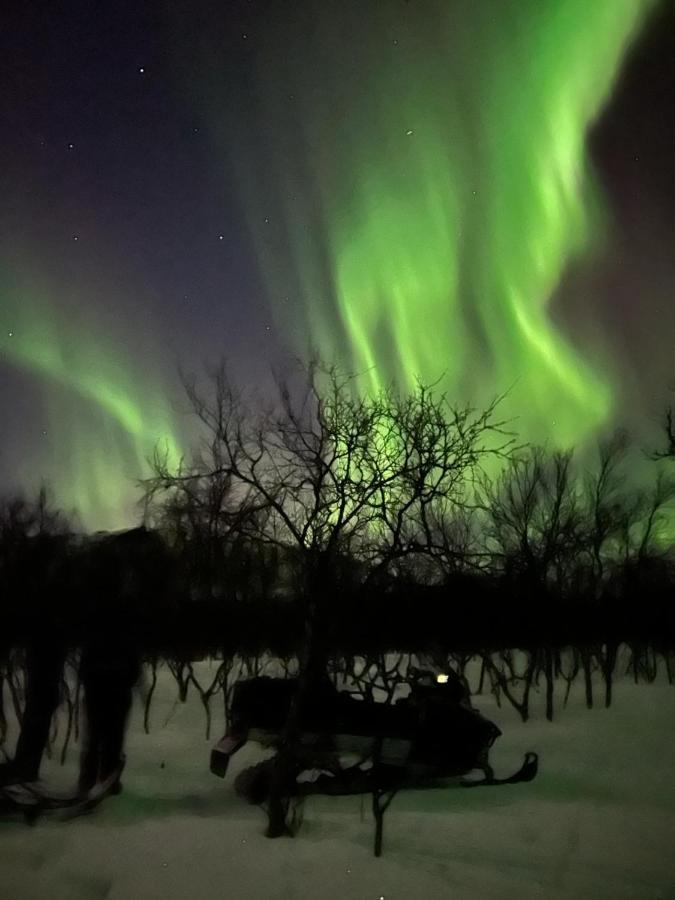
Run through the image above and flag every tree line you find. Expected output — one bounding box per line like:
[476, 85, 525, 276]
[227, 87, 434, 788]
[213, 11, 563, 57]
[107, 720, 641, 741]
[145, 362, 674, 655]
[2, 363, 674, 661]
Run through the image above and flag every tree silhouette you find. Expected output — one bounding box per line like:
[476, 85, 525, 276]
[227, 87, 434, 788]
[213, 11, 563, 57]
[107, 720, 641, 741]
[147, 359, 510, 836]
[653, 406, 675, 460]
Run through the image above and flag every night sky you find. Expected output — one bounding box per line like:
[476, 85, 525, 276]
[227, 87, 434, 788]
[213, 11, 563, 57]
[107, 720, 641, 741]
[1, 0, 673, 530]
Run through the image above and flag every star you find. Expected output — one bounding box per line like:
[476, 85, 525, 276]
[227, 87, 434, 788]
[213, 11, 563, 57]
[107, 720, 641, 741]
[218, 234, 224, 241]
[67, 143, 74, 150]
[139, 67, 145, 74]
[73, 235, 79, 241]
[8, 331, 14, 338]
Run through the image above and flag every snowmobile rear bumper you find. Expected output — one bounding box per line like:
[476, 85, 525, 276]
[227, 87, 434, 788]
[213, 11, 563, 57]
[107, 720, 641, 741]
[210, 734, 246, 778]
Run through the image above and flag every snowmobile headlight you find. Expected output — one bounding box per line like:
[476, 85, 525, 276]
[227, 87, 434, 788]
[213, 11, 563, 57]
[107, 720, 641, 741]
[436, 674, 449, 684]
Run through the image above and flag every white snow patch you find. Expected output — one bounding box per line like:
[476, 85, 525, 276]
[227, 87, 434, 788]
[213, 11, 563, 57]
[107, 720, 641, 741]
[1, 657, 674, 899]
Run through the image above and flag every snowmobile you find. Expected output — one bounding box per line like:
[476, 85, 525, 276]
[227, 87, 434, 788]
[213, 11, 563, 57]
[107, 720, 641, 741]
[211, 668, 538, 803]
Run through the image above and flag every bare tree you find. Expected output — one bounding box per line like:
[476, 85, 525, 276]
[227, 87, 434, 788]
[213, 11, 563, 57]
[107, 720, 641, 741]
[483, 448, 582, 593]
[146, 359, 509, 836]
[481, 448, 584, 719]
[652, 406, 675, 460]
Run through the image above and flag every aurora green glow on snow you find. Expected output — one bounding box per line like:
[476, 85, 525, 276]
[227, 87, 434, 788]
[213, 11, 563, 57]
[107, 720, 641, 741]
[2, 273, 182, 529]
[228, 0, 655, 447]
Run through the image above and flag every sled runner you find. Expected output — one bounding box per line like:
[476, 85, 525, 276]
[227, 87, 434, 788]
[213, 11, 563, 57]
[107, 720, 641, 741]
[0, 761, 124, 824]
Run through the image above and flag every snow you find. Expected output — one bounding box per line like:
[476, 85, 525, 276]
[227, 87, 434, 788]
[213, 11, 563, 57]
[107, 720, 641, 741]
[1, 658, 674, 899]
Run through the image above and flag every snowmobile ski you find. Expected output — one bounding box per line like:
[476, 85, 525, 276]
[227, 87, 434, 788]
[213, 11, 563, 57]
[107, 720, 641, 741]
[235, 750, 539, 802]
[293, 751, 539, 797]
[460, 751, 538, 788]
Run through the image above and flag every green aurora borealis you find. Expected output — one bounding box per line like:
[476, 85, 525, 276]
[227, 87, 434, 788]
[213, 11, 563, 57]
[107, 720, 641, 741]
[229, 0, 655, 446]
[1, 0, 670, 531]
[1, 270, 182, 529]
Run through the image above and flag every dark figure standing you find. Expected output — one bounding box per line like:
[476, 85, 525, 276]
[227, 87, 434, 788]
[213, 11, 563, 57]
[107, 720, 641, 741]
[77, 641, 140, 793]
[74, 526, 172, 795]
[74, 527, 161, 794]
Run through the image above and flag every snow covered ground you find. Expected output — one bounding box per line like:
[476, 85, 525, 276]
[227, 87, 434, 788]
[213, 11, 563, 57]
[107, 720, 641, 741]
[1, 657, 674, 900]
